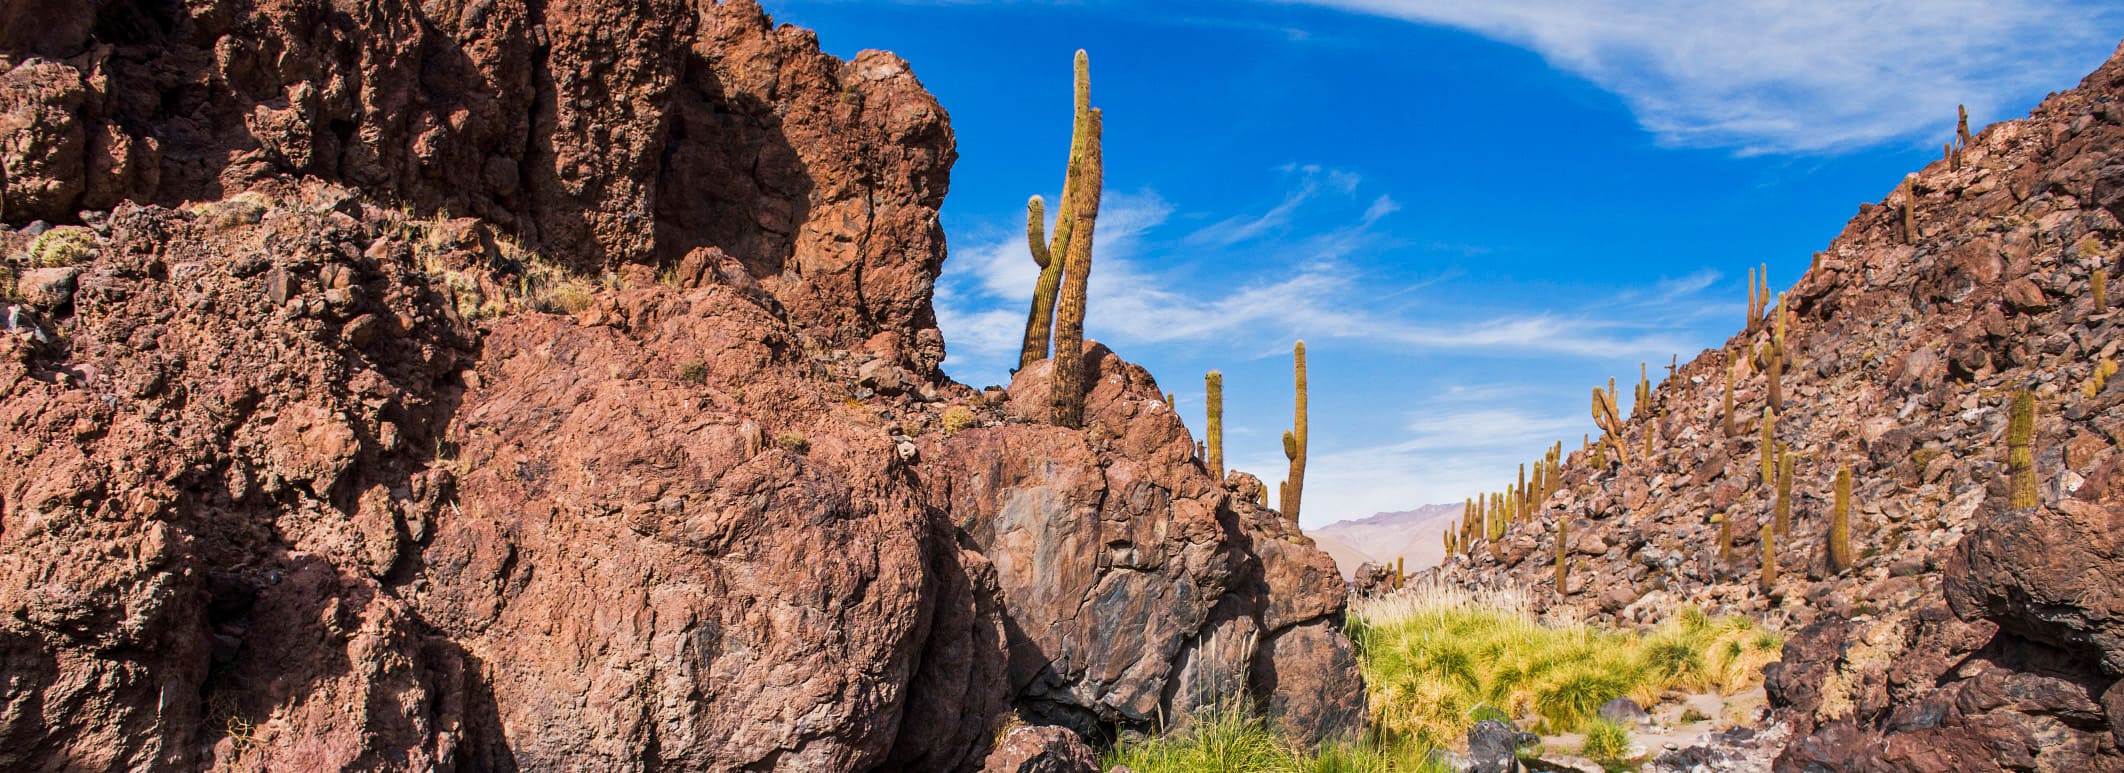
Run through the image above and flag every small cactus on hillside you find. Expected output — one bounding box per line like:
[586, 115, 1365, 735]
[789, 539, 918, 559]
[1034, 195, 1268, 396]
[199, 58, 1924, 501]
[2095, 267, 2108, 311]
[1759, 522, 1778, 594]
[2084, 358, 2118, 399]
[1717, 514, 1733, 562]
[2008, 390, 2038, 509]
[1775, 445, 1794, 536]
[1957, 104, 1973, 149]
[1829, 465, 1855, 572]
[1760, 406, 1777, 488]
[1899, 176, 1919, 245]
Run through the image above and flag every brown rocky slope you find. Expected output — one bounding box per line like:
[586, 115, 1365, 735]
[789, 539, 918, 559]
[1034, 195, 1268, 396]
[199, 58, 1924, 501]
[0, 1, 1360, 770]
[1432, 42, 2124, 772]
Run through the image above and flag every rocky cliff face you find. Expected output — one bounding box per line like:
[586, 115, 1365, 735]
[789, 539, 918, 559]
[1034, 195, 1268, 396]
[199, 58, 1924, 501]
[1434, 43, 2124, 771]
[0, 1, 1361, 770]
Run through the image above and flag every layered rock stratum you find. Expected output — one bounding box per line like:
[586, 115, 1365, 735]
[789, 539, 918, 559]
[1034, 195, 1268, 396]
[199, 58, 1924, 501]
[0, 1, 1361, 770]
[1436, 42, 2124, 772]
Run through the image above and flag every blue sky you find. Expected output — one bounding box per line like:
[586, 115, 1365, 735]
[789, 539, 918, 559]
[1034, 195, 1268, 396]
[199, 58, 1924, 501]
[769, 0, 2124, 527]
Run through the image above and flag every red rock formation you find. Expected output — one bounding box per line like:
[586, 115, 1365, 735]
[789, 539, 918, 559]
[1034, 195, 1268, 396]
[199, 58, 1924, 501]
[1438, 41, 2124, 771]
[0, 0, 1361, 769]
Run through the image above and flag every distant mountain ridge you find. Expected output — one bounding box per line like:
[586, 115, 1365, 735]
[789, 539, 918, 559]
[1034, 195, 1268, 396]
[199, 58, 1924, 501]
[1312, 503, 1462, 579]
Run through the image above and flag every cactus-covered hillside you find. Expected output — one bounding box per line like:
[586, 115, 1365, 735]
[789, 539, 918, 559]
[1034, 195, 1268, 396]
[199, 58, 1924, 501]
[1426, 42, 2124, 772]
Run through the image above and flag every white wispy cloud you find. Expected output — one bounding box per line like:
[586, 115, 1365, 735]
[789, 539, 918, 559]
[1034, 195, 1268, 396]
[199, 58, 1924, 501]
[936, 171, 1716, 385]
[1289, 0, 2123, 153]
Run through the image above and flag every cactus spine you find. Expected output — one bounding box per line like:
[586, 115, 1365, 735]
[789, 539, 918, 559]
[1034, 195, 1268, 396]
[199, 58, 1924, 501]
[1047, 107, 1104, 429]
[1830, 465, 1854, 572]
[1205, 370, 1224, 479]
[2008, 390, 2038, 509]
[1775, 445, 1794, 536]
[1019, 51, 1095, 369]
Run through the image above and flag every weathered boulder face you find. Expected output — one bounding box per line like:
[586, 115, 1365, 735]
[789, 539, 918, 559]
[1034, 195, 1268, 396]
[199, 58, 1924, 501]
[1432, 41, 2124, 771]
[923, 345, 1362, 745]
[0, 0, 951, 372]
[0, 0, 1363, 770]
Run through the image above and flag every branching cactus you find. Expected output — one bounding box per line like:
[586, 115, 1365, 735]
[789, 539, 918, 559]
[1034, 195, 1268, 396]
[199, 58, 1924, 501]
[1283, 341, 1309, 525]
[2008, 390, 2038, 509]
[1205, 370, 1224, 479]
[1591, 385, 1628, 464]
[1829, 465, 1854, 572]
[1019, 51, 1095, 369]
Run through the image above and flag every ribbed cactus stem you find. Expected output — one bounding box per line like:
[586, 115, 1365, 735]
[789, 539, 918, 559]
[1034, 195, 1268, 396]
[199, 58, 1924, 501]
[1395, 556, 1405, 590]
[1280, 431, 1298, 516]
[1759, 522, 1777, 593]
[1829, 465, 1854, 572]
[1285, 341, 1308, 525]
[1019, 196, 1064, 368]
[1555, 516, 1569, 593]
[1047, 108, 1103, 429]
[1517, 463, 1528, 521]
[2096, 268, 2108, 311]
[2008, 390, 2037, 509]
[1205, 370, 1224, 479]
[1760, 407, 1777, 488]
[1747, 267, 1759, 326]
[1775, 445, 1793, 536]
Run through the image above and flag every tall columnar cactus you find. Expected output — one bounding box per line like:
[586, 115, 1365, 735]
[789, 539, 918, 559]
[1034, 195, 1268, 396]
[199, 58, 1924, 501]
[1760, 406, 1777, 488]
[1395, 556, 1405, 590]
[1518, 463, 1529, 521]
[1047, 107, 1105, 429]
[1283, 341, 1309, 524]
[1555, 516, 1569, 593]
[1944, 142, 1958, 172]
[1957, 104, 1973, 149]
[1775, 445, 1794, 536]
[2096, 268, 2108, 311]
[1829, 465, 1854, 572]
[1205, 370, 1224, 479]
[1759, 522, 1778, 593]
[1019, 51, 1095, 369]
[2008, 390, 2038, 509]
[1717, 514, 1733, 562]
[1747, 267, 1762, 327]
[1635, 362, 1651, 419]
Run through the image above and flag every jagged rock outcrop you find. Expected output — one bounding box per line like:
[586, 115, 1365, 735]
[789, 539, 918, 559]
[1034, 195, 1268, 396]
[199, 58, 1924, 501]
[0, 0, 1361, 770]
[1438, 41, 2124, 771]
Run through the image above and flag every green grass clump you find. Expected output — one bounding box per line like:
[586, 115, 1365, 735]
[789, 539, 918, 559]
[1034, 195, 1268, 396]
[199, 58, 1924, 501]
[1102, 703, 1449, 773]
[27, 226, 96, 267]
[1348, 581, 1781, 747]
[1578, 719, 1634, 771]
